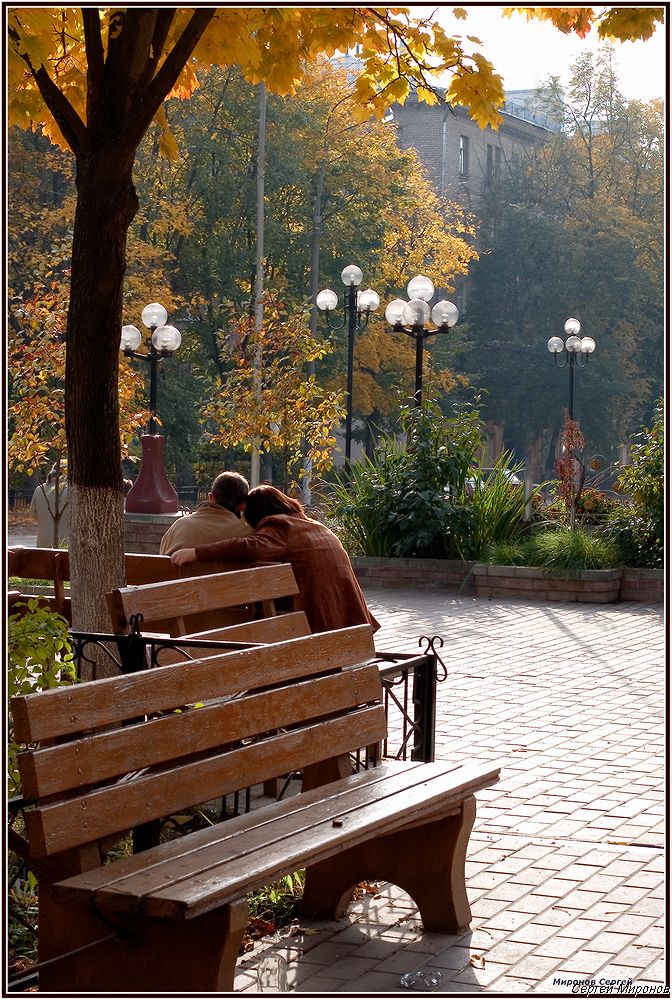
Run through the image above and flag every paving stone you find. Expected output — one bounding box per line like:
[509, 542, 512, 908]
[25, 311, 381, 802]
[534, 936, 586, 960]
[508, 953, 564, 979]
[323, 956, 382, 979]
[509, 923, 557, 946]
[616, 944, 662, 968]
[583, 931, 639, 953]
[553, 949, 614, 975]
[482, 939, 536, 964]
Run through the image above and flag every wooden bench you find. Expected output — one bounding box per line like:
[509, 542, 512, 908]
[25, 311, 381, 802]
[106, 563, 310, 645]
[12, 626, 500, 993]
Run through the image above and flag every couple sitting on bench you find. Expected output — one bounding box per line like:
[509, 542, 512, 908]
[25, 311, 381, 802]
[162, 472, 379, 636]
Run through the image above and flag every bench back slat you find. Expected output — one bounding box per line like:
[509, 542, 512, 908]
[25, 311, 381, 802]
[8, 547, 64, 581]
[148, 612, 312, 668]
[25, 704, 385, 858]
[171, 612, 310, 646]
[106, 564, 300, 635]
[12, 626, 374, 744]
[19, 664, 382, 800]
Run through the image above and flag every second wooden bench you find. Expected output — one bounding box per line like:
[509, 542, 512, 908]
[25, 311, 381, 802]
[12, 625, 499, 993]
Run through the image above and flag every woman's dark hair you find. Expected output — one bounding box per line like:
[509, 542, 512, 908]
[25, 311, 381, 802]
[243, 485, 304, 528]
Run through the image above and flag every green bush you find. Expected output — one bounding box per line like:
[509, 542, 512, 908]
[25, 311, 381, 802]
[605, 400, 664, 568]
[8, 600, 76, 796]
[8, 601, 77, 965]
[605, 503, 662, 569]
[464, 452, 541, 556]
[487, 527, 621, 573]
[530, 527, 621, 572]
[616, 398, 664, 529]
[322, 399, 481, 560]
[486, 540, 529, 566]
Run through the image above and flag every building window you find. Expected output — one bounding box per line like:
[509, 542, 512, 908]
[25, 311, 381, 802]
[459, 135, 469, 177]
[485, 144, 494, 186]
[495, 146, 502, 179]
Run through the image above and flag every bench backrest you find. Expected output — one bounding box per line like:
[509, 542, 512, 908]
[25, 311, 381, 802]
[8, 547, 69, 619]
[9, 549, 304, 636]
[12, 625, 380, 860]
[106, 564, 306, 639]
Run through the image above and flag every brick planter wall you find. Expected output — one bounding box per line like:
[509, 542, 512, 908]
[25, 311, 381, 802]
[473, 564, 623, 603]
[620, 568, 663, 603]
[123, 512, 182, 554]
[352, 557, 476, 594]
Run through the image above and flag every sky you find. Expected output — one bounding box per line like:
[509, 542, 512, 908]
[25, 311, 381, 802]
[415, 5, 666, 102]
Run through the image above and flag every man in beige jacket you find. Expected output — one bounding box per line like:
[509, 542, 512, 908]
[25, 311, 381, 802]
[159, 471, 253, 555]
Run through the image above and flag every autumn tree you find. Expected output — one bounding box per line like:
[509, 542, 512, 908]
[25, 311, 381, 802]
[8, 6, 656, 630]
[8, 283, 147, 545]
[202, 296, 345, 490]
[461, 52, 663, 469]
[125, 60, 477, 466]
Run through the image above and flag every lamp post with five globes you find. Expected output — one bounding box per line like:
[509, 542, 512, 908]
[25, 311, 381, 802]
[316, 264, 380, 461]
[385, 275, 459, 406]
[120, 302, 182, 513]
[547, 318, 596, 421]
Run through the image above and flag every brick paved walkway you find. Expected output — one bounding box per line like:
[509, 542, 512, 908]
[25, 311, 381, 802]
[235, 592, 666, 994]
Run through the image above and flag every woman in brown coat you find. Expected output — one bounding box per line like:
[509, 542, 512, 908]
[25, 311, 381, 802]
[170, 485, 379, 635]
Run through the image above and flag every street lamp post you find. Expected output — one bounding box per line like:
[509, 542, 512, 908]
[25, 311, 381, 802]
[547, 317, 596, 420]
[316, 265, 380, 461]
[385, 275, 459, 406]
[120, 302, 182, 514]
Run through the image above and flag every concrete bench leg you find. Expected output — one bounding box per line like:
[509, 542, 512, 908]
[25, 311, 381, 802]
[300, 795, 477, 933]
[39, 898, 248, 992]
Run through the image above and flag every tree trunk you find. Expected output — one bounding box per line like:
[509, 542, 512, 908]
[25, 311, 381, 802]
[65, 145, 138, 635]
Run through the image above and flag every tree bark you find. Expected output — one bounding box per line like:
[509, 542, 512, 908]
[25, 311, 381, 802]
[66, 144, 138, 633]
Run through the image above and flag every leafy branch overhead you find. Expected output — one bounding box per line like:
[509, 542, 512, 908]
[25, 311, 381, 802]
[503, 7, 664, 42]
[8, 6, 511, 150]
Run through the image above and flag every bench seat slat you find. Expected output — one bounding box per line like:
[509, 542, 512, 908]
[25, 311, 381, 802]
[144, 763, 499, 920]
[52, 763, 432, 903]
[20, 664, 383, 799]
[13, 626, 375, 743]
[25, 706, 387, 858]
[54, 761, 500, 919]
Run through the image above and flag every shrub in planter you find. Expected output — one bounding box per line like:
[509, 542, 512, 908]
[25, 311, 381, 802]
[530, 527, 621, 572]
[604, 399, 664, 569]
[487, 527, 620, 573]
[322, 399, 481, 559]
[486, 540, 529, 566]
[463, 452, 541, 556]
[605, 504, 662, 569]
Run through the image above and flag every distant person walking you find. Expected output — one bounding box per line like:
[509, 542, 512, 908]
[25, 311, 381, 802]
[171, 484, 379, 635]
[29, 467, 69, 547]
[159, 471, 253, 555]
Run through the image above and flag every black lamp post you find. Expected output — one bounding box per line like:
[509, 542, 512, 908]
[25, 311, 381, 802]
[385, 275, 459, 406]
[547, 317, 596, 420]
[316, 265, 379, 460]
[120, 302, 182, 513]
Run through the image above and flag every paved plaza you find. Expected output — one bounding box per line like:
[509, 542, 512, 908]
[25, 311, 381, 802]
[235, 590, 666, 994]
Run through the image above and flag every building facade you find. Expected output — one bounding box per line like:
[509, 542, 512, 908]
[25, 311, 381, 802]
[390, 91, 551, 217]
